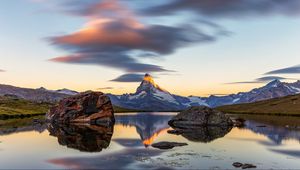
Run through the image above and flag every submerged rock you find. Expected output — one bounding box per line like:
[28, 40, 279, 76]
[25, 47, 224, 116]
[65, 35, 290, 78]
[46, 91, 114, 125]
[232, 162, 257, 169]
[151, 141, 188, 149]
[233, 118, 246, 127]
[168, 106, 233, 128]
[242, 164, 257, 169]
[232, 162, 243, 168]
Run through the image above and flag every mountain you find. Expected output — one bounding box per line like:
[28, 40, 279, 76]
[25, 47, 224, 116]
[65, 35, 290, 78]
[203, 79, 300, 107]
[217, 93, 300, 116]
[1, 74, 299, 111]
[108, 74, 207, 111]
[0, 84, 77, 103]
[109, 74, 300, 111]
[36, 87, 79, 95]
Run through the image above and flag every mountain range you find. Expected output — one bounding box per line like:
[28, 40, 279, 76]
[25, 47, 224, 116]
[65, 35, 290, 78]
[1, 74, 300, 111]
[0, 84, 78, 103]
[108, 74, 300, 111]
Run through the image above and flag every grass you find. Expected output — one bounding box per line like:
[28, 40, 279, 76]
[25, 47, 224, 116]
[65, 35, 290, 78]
[0, 96, 51, 118]
[113, 105, 142, 113]
[228, 114, 300, 127]
[217, 94, 300, 116]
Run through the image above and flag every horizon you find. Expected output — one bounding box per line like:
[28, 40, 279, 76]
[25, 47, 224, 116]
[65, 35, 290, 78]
[1, 73, 298, 97]
[1, 0, 300, 96]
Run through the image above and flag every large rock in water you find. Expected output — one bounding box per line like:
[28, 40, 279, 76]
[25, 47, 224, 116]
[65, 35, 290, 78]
[46, 91, 114, 125]
[168, 106, 233, 128]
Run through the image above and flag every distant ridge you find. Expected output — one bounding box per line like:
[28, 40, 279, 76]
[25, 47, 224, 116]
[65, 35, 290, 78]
[0, 84, 78, 103]
[217, 93, 300, 116]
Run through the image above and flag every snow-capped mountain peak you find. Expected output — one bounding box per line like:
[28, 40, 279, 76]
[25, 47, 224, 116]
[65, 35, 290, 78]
[265, 79, 282, 88]
[108, 73, 207, 111]
[136, 73, 168, 93]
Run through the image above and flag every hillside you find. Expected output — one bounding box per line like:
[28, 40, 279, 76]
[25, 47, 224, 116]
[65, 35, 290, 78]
[0, 84, 74, 103]
[0, 96, 51, 118]
[217, 94, 300, 116]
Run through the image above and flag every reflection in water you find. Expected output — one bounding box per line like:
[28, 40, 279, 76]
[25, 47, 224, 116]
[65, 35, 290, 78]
[1, 113, 300, 169]
[48, 123, 113, 152]
[243, 120, 300, 144]
[269, 149, 300, 158]
[115, 113, 172, 147]
[0, 117, 46, 136]
[48, 148, 165, 169]
[169, 126, 233, 143]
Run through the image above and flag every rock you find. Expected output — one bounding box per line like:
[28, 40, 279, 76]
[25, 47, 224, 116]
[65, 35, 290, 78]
[232, 162, 243, 168]
[232, 162, 257, 169]
[151, 141, 188, 149]
[242, 164, 257, 169]
[48, 123, 113, 152]
[46, 91, 114, 125]
[168, 106, 233, 128]
[233, 118, 246, 127]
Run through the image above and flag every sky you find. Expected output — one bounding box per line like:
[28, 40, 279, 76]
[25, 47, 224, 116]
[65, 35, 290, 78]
[0, 0, 300, 96]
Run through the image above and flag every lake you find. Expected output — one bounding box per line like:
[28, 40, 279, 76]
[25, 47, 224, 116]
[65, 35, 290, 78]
[0, 112, 300, 169]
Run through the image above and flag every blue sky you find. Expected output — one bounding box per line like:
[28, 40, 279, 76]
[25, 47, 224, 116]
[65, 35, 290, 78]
[0, 0, 300, 96]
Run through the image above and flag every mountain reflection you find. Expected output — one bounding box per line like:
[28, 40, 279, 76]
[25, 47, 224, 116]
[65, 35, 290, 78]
[243, 120, 300, 144]
[115, 113, 173, 147]
[48, 123, 113, 152]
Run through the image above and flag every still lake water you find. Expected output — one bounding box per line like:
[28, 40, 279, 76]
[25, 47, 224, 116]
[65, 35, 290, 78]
[0, 112, 300, 169]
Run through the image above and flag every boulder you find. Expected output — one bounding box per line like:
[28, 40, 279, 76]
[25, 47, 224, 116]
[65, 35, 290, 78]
[151, 141, 188, 149]
[168, 106, 233, 128]
[46, 91, 114, 125]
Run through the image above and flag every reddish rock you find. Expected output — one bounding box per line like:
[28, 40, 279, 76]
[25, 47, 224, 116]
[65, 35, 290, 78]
[46, 91, 114, 125]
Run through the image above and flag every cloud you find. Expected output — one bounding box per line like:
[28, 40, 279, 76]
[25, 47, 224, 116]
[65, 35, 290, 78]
[0, 69, 5, 72]
[47, 0, 219, 74]
[110, 73, 144, 82]
[143, 0, 300, 18]
[97, 87, 114, 90]
[265, 65, 300, 75]
[206, 93, 230, 96]
[226, 76, 289, 84]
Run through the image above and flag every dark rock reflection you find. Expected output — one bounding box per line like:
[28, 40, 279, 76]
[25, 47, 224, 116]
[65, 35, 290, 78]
[48, 123, 113, 152]
[168, 126, 232, 143]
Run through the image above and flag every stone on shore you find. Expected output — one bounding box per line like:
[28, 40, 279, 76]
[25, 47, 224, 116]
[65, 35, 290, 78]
[46, 91, 114, 125]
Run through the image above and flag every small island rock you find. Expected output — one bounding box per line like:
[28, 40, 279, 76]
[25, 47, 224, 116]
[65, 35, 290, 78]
[151, 141, 188, 149]
[168, 106, 233, 128]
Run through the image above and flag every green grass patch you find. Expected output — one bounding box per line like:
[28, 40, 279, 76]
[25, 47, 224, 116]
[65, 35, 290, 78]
[0, 96, 51, 116]
[217, 94, 300, 116]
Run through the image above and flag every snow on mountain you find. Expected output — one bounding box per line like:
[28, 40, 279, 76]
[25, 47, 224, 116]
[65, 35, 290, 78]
[108, 73, 207, 111]
[55, 88, 79, 95]
[36, 87, 79, 95]
[203, 79, 300, 107]
[109, 76, 300, 111]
